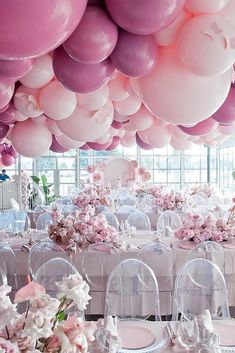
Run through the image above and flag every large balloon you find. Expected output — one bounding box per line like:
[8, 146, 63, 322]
[50, 135, 69, 153]
[0, 79, 15, 110]
[137, 47, 232, 125]
[186, 0, 229, 14]
[0, 58, 33, 79]
[105, 0, 185, 35]
[0, 123, 9, 139]
[53, 46, 114, 94]
[114, 93, 142, 116]
[106, 136, 120, 150]
[63, 6, 118, 64]
[212, 86, 235, 124]
[170, 125, 189, 140]
[87, 139, 111, 150]
[58, 101, 114, 141]
[120, 132, 136, 147]
[0, 104, 9, 114]
[56, 134, 84, 149]
[219, 0, 235, 26]
[170, 137, 194, 151]
[110, 30, 158, 78]
[0, 105, 16, 124]
[0, 0, 87, 59]
[129, 105, 154, 131]
[177, 14, 235, 76]
[77, 84, 109, 110]
[39, 81, 77, 120]
[136, 133, 153, 150]
[20, 54, 54, 89]
[179, 118, 218, 136]
[219, 122, 235, 135]
[46, 118, 63, 136]
[108, 74, 129, 101]
[14, 85, 43, 118]
[11, 119, 52, 157]
[142, 122, 171, 148]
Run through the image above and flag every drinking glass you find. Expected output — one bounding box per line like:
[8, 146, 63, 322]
[177, 313, 199, 351]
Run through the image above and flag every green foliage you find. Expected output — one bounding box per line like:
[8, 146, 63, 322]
[29, 174, 57, 207]
[232, 171, 235, 180]
[55, 311, 65, 322]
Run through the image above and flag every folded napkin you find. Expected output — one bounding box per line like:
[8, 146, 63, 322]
[194, 310, 221, 353]
[96, 316, 122, 353]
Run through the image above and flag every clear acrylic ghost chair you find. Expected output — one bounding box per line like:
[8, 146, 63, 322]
[62, 204, 80, 218]
[126, 210, 151, 231]
[102, 211, 119, 230]
[10, 198, 20, 211]
[34, 257, 78, 298]
[136, 242, 175, 318]
[145, 205, 163, 231]
[0, 267, 7, 286]
[189, 194, 206, 207]
[115, 205, 134, 224]
[0, 210, 14, 233]
[29, 241, 66, 279]
[13, 210, 28, 233]
[157, 210, 182, 236]
[105, 258, 161, 321]
[36, 212, 53, 230]
[173, 258, 230, 320]
[120, 194, 136, 206]
[0, 243, 19, 293]
[33, 204, 45, 224]
[186, 241, 225, 273]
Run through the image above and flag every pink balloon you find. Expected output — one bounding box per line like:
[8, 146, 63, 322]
[177, 14, 235, 76]
[129, 105, 154, 131]
[77, 84, 109, 110]
[46, 118, 63, 136]
[80, 144, 90, 150]
[114, 94, 142, 116]
[1, 153, 15, 166]
[0, 0, 87, 59]
[87, 139, 111, 150]
[219, 0, 235, 26]
[138, 47, 232, 125]
[136, 133, 153, 150]
[14, 85, 43, 118]
[39, 81, 77, 120]
[111, 120, 123, 129]
[143, 122, 171, 148]
[106, 136, 120, 150]
[170, 125, 189, 140]
[20, 54, 54, 89]
[186, 0, 229, 14]
[53, 46, 114, 94]
[0, 123, 9, 139]
[105, 0, 185, 35]
[0, 79, 15, 110]
[113, 110, 129, 123]
[0, 103, 9, 114]
[154, 10, 191, 46]
[8, 146, 17, 157]
[50, 135, 70, 153]
[0, 105, 16, 124]
[179, 118, 218, 136]
[95, 130, 111, 143]
[63, 6, 118, 64]
[212, 86, 235, 125]
[0, 144, 5, 153]
[219, 122, 235, 135]
[15, 111, 28, 122]
[110, 30, 158, 78]
[170, 137, 194, 151]
[56, 134, 84, 149]
[108, 74, 129, 101]
[58, 101, 114, 141]
[11, 120, 52, 157]
[0, 58, 34, 79]
[123, 121, 137, 132]
[120, 132, 136, 147]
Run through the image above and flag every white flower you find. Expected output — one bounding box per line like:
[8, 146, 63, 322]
[30, 294, 60, 316]
[22, 310, 53, 340]
[0, 338, 19, 353]
[0, 285, 18, 330]
[56, 274, 91, 311]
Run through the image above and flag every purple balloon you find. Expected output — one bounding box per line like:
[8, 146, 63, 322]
[64, 6, 118, 64]
[8, 145, 17, 157]
[1, 153, 15, 166]
[136, 133, 153, 150]
[0, 122, 9, 139]
[105, 0, 185, 35]
[0, 103, 9, 114]
[50, 135, 70, 153]
[0, 58, 34, 79]
[0, 79, 15, 109]
[53, 46, 114, 93]
[179, 118, 217, 136]
[212, 86, 235, 125]
[111, 120, 123, 129]
[87, 140, 111, 150]
[106, 136, 120, 150]
[110, 30, 158, 78]
[0, 0, 87, 60]
[0, 104, 16, 124]
[80, 144, 90, 150]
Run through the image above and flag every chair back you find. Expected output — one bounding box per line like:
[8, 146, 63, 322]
[36, 212, 53, 230]
[126, 210, 151, 231]
[158, 210, 182, 235]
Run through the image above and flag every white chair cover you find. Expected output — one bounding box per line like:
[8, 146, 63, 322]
[105, 258, 161, 321]
[126, 210, 151, 231]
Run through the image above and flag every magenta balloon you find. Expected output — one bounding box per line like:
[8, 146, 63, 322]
[53, 46, 114, 94]
[50, 135, 70, 153]
[80, 144, 90, 150]
[8, 146, 17, 157]
[64, 6, 118, 64]
[110, 30, 158, 78]
[106, 136, 120, 150]
[112, 120, 123, 129]
[0, 105, 16, 124]
[105, 0, 185, 35]
[88, 0, 105, 6]
[136, 133, 153, 150]
[0, 123, 9, 139]
[1, 153, 15, 166]
[178, 118, 218, 136]
[0, 79, 15, 109]
[0, 103, 9, 114]
[87, 140, 111, 150]
[212, 86, 235, 125]
[0, 0, 87, 60]
[0, 58, 34, 79]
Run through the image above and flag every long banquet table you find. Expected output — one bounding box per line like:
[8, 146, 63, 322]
[4, 232, 235, 316]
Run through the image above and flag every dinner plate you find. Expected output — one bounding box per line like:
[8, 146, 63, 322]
[178, 241, 195, 250]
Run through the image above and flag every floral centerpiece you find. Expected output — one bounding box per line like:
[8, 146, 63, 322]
[174, 214, 235, 243]
[73, 185, 111, 210]
[187, 184, 215, 198]
[0, 273, 96, 353]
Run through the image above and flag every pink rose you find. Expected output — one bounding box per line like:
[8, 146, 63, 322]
[93, 173, 102, 183]
[0, 338, 19, 353]
[130, 160, 138, 169]
[138, 167, 146, 176]
[87, 165, 96, 174]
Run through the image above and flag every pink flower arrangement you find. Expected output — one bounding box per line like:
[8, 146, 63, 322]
[92, 172, 102, 184]
[86, 165, 96, 174]
[188, 184, 215, 198]
[130, 160, 138, 169]
[175, 214, 235, 243]
[73, 185, 111, 211]
[48, 209, 77, 245]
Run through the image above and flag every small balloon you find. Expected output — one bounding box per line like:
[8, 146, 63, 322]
[1, 153, 15, 166]
[0, 79, 15, 110]
[50, 135, 70, 153]
[0, 58, 34, 79]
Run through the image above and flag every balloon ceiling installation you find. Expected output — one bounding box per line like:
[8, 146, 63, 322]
[0, 0, 235, 157]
